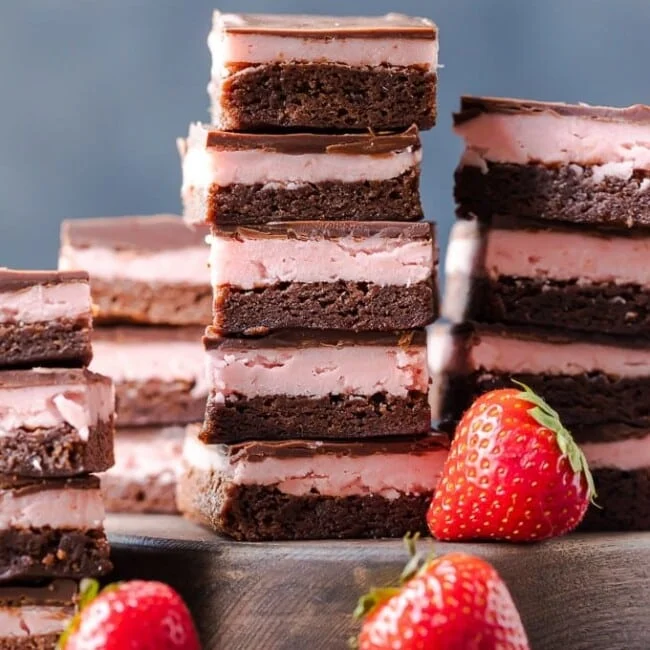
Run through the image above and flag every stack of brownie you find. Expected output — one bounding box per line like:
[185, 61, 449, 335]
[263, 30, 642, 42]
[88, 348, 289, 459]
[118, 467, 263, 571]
[175, 11, 449, 541]
[0, 269, 115, 649]
[434, 95, 650, 531]
[58, 214, 210, 514]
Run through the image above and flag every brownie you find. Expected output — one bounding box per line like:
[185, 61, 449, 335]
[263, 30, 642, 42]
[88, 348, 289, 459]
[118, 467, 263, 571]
[0, 320, 92, 370]
[0, 419, 114, 478]
[88, 278, 212, 327]
[215, 279, 437, 335]
[91, 326, 206, 428]
[0, 269, 92, 370]
[453, 274, 650, 339]
[441, 371, 650, 429]
[0, 476, 112, 583]
[208, 12, 438, 131]
[102, 474, 178, 515]
[580, 468, 650, 531]
[180, 125, 424, 225]
[179, 432, 448, 541]
[455, 162, 650, 230]
[202, 392, 431, 443]
[178, 465, 432, 542]
[211, 221, 438, 335]
[0, 580, 77, 650]
[59, 215, 211, 326]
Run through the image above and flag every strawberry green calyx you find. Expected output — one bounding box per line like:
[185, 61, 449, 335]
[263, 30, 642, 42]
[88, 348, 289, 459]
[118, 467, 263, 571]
[513, 380, 597, 504]
[353, 533, 434, 622]
[57, 580, 121, 649]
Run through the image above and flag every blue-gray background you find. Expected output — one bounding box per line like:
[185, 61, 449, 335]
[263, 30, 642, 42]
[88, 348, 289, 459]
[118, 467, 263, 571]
[1, 1, 649, 269]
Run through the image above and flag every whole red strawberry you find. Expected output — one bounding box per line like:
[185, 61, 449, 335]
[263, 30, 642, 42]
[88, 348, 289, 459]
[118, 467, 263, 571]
[59, 579, 201, 650]
[428, 382, 595, 542]
[356, 550, 530, 650]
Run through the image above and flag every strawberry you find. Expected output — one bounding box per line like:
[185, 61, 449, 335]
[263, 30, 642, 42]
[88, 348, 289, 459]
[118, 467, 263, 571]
[58, 579, 201, 650]
[428, 382, 595, 542]
[355, 542, 530, 650]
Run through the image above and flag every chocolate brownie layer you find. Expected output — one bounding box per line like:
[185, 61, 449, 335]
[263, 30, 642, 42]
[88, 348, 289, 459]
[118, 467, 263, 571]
[185, 168, 423, 226]
[114, 380, 206, 428]
[178, 466, 431, 542]
[102, 475, 178, 514]
[214, 64, 436, 131]
[90, 277, 212, 327]
[455, 162, 650, 229]
[0, 420, 114, 478]
[214, 279, 437, 334]
[0, 319, 92, 370]
[580, 468, 650, 531]
[0, 528, 111, 582]
[0, 634, 62, 650]
[202, 391, 431, 443]
[442, 372, 650, 428]
[457, 275, 650, 339]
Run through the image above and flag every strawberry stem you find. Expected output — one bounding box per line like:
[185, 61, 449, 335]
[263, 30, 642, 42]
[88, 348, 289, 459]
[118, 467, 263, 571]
[57, 580, 122, 649]
[513, 380, 597, 504]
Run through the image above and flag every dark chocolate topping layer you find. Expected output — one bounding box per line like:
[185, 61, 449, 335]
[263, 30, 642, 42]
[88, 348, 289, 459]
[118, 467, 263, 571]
[0, 474, 100, 495]
[0, 367, 112, 389]
[0, 268, 88, 291]
[188, 123, 421, 155]
[214, 220, 434, 241]
[61, 215, 209, 252]
[203, 327, 426, 350]
[0, 579, 78, 606]
[215, 11, 437, 39]
[454, 95, 650, 126]
[94, 325, 205, 345]
[487, 213, 650, 239]
[218, 434, 449, 463]
[446, 322, 649, 354]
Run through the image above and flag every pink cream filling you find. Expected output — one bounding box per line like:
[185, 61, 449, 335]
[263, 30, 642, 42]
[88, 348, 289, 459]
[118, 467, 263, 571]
[210, 235, 434, 288]
[446, 219, 650, 287]
[0, 487, 105, 529]
[0, 606, 73, 637]
[104, 427, 184, 483]
[0, 380, 114, 439]
[456, 112, 650, 171]
[90, 341, 209, 399]
[183, 430, 447, 499]
[582, 435, 650, 471]
[58, 244, 209, 285]
[206, 345, 428, 400]
[0, 282, 90, 325]
[208, 30, 438, 71]
[180, 146, 421, 188]
[471, 334, 650, 378]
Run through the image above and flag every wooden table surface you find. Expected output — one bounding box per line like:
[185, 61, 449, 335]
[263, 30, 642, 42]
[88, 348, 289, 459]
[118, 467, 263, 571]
[106, 514, 650, 650]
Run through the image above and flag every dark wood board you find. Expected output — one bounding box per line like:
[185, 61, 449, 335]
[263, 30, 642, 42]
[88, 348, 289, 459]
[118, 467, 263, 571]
[106, 514, 650, 650]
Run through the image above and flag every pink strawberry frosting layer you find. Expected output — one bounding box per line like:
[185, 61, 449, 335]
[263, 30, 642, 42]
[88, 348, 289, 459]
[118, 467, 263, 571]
[0, 282, 90, 325]
[0, 380, 114, 439]
[206, 345, 428, 400]
[183, 429, 447, 499]
[471, 334, 650, 378]
[58, 244, 209, 285]
[105, 427, 184, 483]
[210, 235, 434, 289]
[181, 146, 421, 189]
[0, 606, 72, 637]
[582, 435, 650, 471]
[447, 219, 650, 287]
[209, 20, 438, 71]
[456, 111, 650, 170]
[0, 487, 105, 529]
[90, 340, 209, 399]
